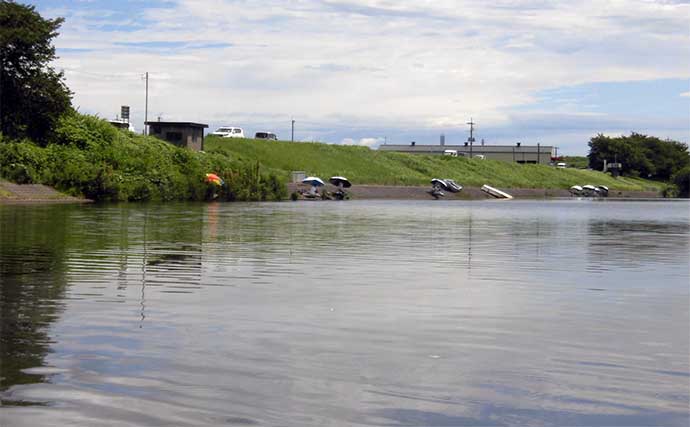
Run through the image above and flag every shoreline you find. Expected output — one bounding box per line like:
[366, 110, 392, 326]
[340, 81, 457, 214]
[287, 183, 662, 200]
[0, 180, 663, 204]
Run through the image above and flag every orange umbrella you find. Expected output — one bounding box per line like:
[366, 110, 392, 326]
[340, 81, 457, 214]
[205, 173, 224, 186]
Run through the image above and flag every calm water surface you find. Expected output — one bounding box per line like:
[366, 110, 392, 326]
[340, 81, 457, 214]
[1, 200, 688, 426]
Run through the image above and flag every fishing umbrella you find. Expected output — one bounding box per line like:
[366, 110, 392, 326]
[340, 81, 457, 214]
[582, 184, 598, 191]
[205, 173, 224, 186]
[443, 179, 462, 193]
[329, 176, 352, 188]
[431, 178, 449, 191]
[302, 176, 325, 187]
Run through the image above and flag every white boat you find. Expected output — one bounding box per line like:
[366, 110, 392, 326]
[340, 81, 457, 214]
[481, 185, 513, 199]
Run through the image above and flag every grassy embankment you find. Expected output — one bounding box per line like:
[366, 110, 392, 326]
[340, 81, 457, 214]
[0, 113, 286, 202]
[205, 136, 663, 191]
[0, 114, 663, 202]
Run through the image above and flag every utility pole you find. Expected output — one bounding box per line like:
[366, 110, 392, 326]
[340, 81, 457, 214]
[143, 72, 149, 135]
[291, 119, 295, 142]
[467, 118, 475, 158]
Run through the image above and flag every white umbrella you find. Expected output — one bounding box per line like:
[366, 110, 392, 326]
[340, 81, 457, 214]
[302, 176, 325, 187]
[431, 178, 449, 190]
[583, 184, 598, 191]
[569, 185, 583, 195]
[329, 176, 352, 188]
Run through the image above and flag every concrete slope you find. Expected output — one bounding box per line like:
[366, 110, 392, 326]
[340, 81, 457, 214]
[0, 180, 89, 203]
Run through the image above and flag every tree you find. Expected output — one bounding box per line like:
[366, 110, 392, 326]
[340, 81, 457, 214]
[588, 133, 689, 181]
[0, 1, 71, 143]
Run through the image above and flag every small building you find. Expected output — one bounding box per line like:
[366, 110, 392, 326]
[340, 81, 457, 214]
[146, 121, 208, 151]
[378, 142, 555, 164]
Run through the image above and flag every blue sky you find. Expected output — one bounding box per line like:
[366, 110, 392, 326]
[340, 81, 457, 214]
[34, 0, 690, 154]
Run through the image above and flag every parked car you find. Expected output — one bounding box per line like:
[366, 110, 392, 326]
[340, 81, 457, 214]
[255, 132, 278, 140]
[211, 126, 244, 138]
[443, 150, 458, 157]
[556, 162, 567, 168]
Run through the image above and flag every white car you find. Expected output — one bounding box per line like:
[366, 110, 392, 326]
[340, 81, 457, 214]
[255, 132, 278, 140]
[211, 126, 244, 138]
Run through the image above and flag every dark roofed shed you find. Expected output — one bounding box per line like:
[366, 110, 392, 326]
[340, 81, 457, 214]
[146, 121, 209, 151]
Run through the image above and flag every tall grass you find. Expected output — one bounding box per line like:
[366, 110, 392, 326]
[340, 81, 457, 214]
[205, 136, 663, 191]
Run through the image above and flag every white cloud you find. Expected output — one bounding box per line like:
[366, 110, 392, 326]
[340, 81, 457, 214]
[43, 0, 690, 148]
[681, 91, 690, 97]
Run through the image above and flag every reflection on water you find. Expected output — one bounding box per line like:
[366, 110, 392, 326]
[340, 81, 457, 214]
[1, 200, 688, 426]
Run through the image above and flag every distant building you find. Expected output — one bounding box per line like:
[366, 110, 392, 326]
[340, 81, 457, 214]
[146, 121, 208, 151]
[108, 120, 130, 130]
[108, 119, 135, 132]
[378, 142, 555, 164]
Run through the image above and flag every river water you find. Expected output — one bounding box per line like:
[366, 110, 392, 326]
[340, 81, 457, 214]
[0, 200, 688, 426]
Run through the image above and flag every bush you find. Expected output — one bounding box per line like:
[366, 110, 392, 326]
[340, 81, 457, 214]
[0, 140, 48, 183]
[661, 184, 679, 198]
[672, 166, 690, 198]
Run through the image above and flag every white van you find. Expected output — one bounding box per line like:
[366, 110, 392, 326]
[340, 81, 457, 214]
[211, 126, 244, 138]
[443, 150, 458, 157]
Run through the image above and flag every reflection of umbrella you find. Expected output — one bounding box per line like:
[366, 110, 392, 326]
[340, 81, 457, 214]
[329, 176, 351, 188]
[205, 173, 224, 186]
[302, 176, 325, 186]
[431, 178, 449, 190]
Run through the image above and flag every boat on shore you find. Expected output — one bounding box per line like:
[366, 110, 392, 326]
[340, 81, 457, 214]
[481, 184, 513, 199]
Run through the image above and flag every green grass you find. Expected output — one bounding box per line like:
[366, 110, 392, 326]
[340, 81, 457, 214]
[205, 136, 663, 191]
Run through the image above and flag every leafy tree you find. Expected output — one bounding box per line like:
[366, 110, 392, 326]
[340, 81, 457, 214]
[672, 166, 690, 198]
[0, 1, 71, 143]
[588, 133, 689, 181]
